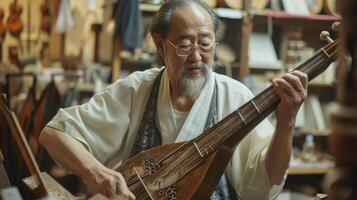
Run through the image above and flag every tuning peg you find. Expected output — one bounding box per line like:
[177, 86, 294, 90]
[320, 31, 334, 43]
[332, 22, 341, 32]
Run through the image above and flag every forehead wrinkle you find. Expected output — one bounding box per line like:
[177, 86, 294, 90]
[168, 3, 214, 41]
[177, 32, 213, 40]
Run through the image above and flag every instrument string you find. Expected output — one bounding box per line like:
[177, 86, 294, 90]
[199, 48, 332, 153]
[204, 45, 340, 153]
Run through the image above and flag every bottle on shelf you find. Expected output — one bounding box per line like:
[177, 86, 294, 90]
[302, 134, 317, 162]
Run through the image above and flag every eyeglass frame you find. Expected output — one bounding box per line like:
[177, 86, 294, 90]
[165, 38, 217, 57]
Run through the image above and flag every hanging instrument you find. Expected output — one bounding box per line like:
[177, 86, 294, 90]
[203, 0, 217, 8]
[17, 74, 37, 136]
[6, 0, 23, 38]
[29, 80, 62, 157]
[0, 94, 48, 198]
[0, 7, 6, 62]
[323, 0, 339, 17]
[0, 149, 11, 189]
[0, 7, 5, 40]
[217, 0, 268, 10]
[306, 0, 323, 15]
[116, 30, 340, 200]
[40, 0, 51, 35]
[0, 93, 79, 199]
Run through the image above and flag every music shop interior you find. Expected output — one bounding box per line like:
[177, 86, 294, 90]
[0, 0, 356, 199]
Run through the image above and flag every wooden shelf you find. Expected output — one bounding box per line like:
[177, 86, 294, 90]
[295, 129, 331, 136]
[139, 4, 339, 24]
[288, 166, 332, 175]
[264, 10, 338, 21]
[139, 3, 161, 12]
[308, 82, 336, 88]
[288, 159, 334, 175]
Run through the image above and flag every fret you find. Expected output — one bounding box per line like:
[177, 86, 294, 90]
[257, 90, 269, 110]
[193, 142, 204, 158]
[321, 48, 331, 58]
[203, 146, 209, 155]
[202, 144, 213, 157]
[133, 167, 154, 200]
[236, 111, 247, 125]
[208, 144, 214, 151]
[260, 90, 268, 108]
[251, 99, 261, 114]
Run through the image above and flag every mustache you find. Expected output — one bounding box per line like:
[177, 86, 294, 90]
[182, 63, 209, 71]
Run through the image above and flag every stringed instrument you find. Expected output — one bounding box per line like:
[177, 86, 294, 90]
[0, 7, 6, 41]
[327, 2, 357, 199]
[0, 94, 83, 199]
[323, 0, 340, 17]
[306, 0, 323, 15]
[116, 31, 340, 199]
[0, 88, 12, 184]
[16, 73, 37, 136]
[4, 73, 37, 184]
[40, 0, 51, 35]
[0, 7, 6, 62]
[217, 0, 268, 10]
[29, 80, 62, 156]
[203, 0, 217, 8]
[0, 94, 48, 198]
[0, 149, 11, 189]
[91, 22, 102, 63]
[6, 0, 23, 38]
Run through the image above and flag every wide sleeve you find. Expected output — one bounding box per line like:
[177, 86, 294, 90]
[46, 81, 134, 164]
[226, 119, 285, 200]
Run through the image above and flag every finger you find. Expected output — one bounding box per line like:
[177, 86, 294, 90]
[273, 80, 292, 103]
[128, 192, 136, 200]
[273, 78, 296, 97]
[282, 73, 304, 92]
[115, 173, 128, 192]
[282, 74, 307, 100]
[291, 70, 308, 88]
[106, 190, 115, 199]
[288, 71, 308, 97]
[104, 177, 116, 198]
[114, 174, 135, 199]
[273, 79, 302, 105]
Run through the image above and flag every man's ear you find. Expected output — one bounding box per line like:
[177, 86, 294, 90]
[153, 33, 164, 58]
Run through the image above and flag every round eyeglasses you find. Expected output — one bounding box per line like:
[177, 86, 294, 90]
[166, 39, 217, 57]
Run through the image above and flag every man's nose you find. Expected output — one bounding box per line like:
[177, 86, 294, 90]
[188, 46, 202, 62]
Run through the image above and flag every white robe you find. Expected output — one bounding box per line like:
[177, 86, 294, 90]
[47, 67, 285, 199]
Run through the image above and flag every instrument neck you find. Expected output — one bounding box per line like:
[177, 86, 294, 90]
[193, 40, 340, 157]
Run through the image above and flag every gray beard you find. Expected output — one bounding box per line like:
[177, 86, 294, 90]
[178, 63, 211, 97]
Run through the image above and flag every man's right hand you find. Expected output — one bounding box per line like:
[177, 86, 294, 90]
[39, 128, 135, 199]
[84, 164, 136, 200]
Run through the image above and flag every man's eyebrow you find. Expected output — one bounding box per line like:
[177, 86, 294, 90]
[199, 32, 213, 37]
[177, 34, 193, 40]
[176, 32, 214, 41]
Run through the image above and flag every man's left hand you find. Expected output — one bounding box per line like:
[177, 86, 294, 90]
[272, 70, 308, 129]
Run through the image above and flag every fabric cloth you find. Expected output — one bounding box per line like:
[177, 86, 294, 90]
[129, 70, 164, 157]
[114, 0, 143, 51]
[47, 67, 285, 199]
[128, 69, 235, 199]
[55, 0, 74, 33]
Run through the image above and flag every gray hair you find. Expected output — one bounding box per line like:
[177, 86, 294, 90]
[149, 0, 222, 64]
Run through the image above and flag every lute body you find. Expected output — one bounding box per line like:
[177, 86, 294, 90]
[117, 142, 234, 200]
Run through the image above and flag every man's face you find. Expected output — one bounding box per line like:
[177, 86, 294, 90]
[160, 4, 216, 96]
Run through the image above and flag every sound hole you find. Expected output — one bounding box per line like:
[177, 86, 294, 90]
[144, 158, 159, 173]
[165, 186, 177, 200]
